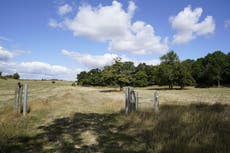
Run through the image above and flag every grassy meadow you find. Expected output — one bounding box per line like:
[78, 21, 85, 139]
[0, 79, 229, 153]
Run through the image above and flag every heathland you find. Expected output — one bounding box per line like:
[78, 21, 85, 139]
[0, 79, 229, 153]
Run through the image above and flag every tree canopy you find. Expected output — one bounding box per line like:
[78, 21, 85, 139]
[76, 50, 230, 89]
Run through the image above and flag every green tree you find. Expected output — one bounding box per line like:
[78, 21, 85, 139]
[223, 53, 230, 84]
[191, 58, 205, 87]
[102, 57, 135, 91]
[157, 51, 180, 89]
[135, 63, 157, 85]
[102, 65, 116, 86]
[88, 68, 103, 86]
[133, 70, 148, 87]
[203, 51, 227, 87]
[13, 73, 20, 79]
[156, 63, 174, 89]
[160, 50, 179, 64]
[77, 71, 90, 85]
[174, 62, 195, 89]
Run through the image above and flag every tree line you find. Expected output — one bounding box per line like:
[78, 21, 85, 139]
[0, 72, 20, 80]
[77, 50, 230, 90]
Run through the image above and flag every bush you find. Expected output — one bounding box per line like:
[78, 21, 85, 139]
[13, 73, 20, 79]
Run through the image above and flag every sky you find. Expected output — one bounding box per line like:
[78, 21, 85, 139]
[0, 0, 230, 80]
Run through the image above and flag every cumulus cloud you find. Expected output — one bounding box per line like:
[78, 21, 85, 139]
[224, 19, 230, 28]
[0, 46, 14, 61]
[170, 5, 215, 44]
[58, 4, 72, 16]
[63, 1, 133, 41]
[0, 61, 80, 80]
[0, 46, 31, 62]
[0, 46, 79, 80]
[18, 61, 80, 80]
[109, 21, 168, 54]
[61, 49, 160, 69]
[51, 1, 168, 54]
[61, 50, 118, 68]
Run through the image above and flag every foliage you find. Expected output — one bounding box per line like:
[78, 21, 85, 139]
[192, 51, 229, 87]
[104, 58, 135, 90]
[133, 70, 148, 87]
[156, 63, 175, 89]
[174, 62, 195, 89]
[76, 50, 230, 89]
[0, 72, 20, 80]
[160, 50, 179, 64]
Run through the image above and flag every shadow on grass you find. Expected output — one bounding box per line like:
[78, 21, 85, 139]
[1, 103, 229, 153]
[146, 87, 190, 91]
[99, 89, 121, 93]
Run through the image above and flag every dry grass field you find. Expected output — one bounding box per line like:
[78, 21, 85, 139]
[0, 79, 229, 153]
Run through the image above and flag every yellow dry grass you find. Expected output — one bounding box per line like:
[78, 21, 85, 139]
[0, 79, 230, 153]
[1, 79, 230, 120]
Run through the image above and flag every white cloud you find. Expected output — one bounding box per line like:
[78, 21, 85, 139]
[0, 36, 11, 41]
[109, 21, 168, 54]
[52, 1, 168, 54]
[224, 19, 230, 28]
[58, 4, 72, 16]
[0, 46, 31, 62]
[61, 50, 118, 68]
[48, 19, 61, 28]
[170, 5, 215, 44]
[63, 1, 132, 41]
[18, 61, 79, 80]
[0, 61, 80, 80]
[0, 46, 79, 80]
[61, 49, 160, 69]
[0, 46, 14, 61]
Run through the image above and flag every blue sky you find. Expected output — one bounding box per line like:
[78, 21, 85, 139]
[0, 0, 230, 80]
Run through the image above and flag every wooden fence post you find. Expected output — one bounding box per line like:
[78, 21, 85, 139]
[23, 84, 28, 116]
[19, 84, 23, 113]
[135, 92, 138, 111]
[14, 84, 19, 113]
[154, 91, 159, 113]
[15, 82, 23, 113]
[125, 87, 130, 115]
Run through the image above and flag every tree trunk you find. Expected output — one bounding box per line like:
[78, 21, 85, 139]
[217, 79, 220, 88]
[120, 85, 123, 91]
[169, 84, 173, 89]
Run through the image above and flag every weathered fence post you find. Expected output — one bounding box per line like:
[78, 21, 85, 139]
[135, 92, 138, 111]
[23, 84, 28, 116]
[125, 87, 130, 115]
[131, 89, 136, 113]
[19, 84, 23, 113]
[125, 87, 139, 115]
[14, 84, 19, 112]
[14, 82, 23, 113]
[154, 91, 159, 113]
